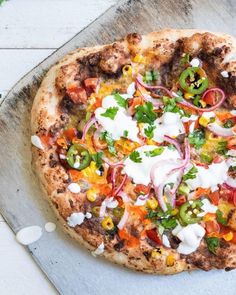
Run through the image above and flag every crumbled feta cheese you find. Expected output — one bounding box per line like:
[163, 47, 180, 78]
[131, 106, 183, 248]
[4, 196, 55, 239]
[31, 135, 44, 150]
[221, 70, 229, 78]
[68, 183, 81, 193]
[190, 58, 200, 67]
[162, 234, 171, 248]
[85, 212, 92, 219]
[127, 82, 136, 96]
[92, 242, 105, 257]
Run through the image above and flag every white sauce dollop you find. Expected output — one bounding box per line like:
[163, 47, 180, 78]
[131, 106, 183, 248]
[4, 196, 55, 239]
[221, 70, 229, 78]
[67, 212, 85, 227]
[16, 226, 43, 245]
[31, 135, 44, 150]
[95, 95, 140, 142]
[45, 222, 56, 233]
[173, 223, 205, 255]
[190, 58, 200, 67]
[198, 198, 217, 217]
[127, 82, 136, 96]
[142, 112, 185, 143]
[185, 161, 228, 192]
[123, 145, 180, 185]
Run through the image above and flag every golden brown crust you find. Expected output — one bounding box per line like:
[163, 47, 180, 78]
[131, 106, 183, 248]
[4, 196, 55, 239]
[31, 29, 236, 274]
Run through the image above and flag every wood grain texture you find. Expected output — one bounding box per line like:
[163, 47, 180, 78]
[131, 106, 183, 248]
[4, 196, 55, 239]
[0, 0, 236, 294]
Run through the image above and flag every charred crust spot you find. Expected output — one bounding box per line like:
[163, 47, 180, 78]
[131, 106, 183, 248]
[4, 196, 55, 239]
[114, 239, 125, 252]
[60, 95, 74, 113]
[143, 251, 151, 261]
[127, 33, 142, 45]
[225, 267, 234, 272]
[49, 159, 58, 168]
[69, 199, 74, 208]
[57, 188, 65, 194]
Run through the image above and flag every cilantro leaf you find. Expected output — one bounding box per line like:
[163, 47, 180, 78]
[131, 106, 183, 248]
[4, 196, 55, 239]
[188, 129, 206, 149]
[224, 119, 234, 128]
[180, 53, 190, 65]
[143, 70, 159, 83]
[101, 107, 118, 120]
[114, 93, 128, 109]
[91, 152, 103, 169]
[167, 144, 176, 151]
[205, 237, 220, 254]
[100, 131, 116, 155]
[216, 209, 228, 226]
[217, 141, 228, 156]
[183, 166, 198, 181]
[161, 217, 177, 229]
[144, 147, 164, 157]
[163, 96, 182, 114]
[129, 151, 142, 163]
[144, 125, 156, 139]
[135, 102, 157, 124]
[123, 130, 129, 138]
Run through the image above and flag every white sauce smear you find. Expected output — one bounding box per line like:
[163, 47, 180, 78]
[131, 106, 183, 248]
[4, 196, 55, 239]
[16, 226, 43, 245]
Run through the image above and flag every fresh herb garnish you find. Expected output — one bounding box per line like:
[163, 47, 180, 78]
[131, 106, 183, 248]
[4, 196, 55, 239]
[223, 119, 234, 128]
[129, 150, 142, 163]
[146, 208, 177, 230]
[163, 96, 183, 114]
[114, 93, 128, 109]
[161, 217, 178, 229]
[217, 141, 228, 156]
[144, 125, 156, 139]
[183, 166, 198, 181]
[216, 209, 228, 226]
[205, 237, 220, 254]
[167, 144, 176, 151]
[135, 102, 157, 125]
[123, 130, 129, 138]
[100, 131, 116, 155]
[188, 129, 206, 149]
[193, 95, 201, 107]
[180, 53, 190, 65]
[143, 70, 159, 83]
[91, 152, 103, 169]
[101, 107, 118, 120]
[200, 153, 213, 164]
[144, 147, 164, 157]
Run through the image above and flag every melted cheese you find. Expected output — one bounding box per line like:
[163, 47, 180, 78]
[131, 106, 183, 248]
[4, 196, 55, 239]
[186, 162, 228, 192]
[95, 94, 139, 142]
[123, 145, 180, 185]
[173, 223, 205, 255]
[142, 112, 185, 143]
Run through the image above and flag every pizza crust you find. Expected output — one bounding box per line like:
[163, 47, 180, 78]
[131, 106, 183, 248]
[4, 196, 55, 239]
[31, 29, 236, 274]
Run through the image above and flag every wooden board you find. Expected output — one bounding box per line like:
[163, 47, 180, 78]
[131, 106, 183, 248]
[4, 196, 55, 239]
[0, 0, 236, 294]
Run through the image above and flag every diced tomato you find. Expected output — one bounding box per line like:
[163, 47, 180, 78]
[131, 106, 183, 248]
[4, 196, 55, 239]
[176, 195, 187, 206]
[68, 169, 83, 182]
[56, 137, 68, 149]
[205, 220, 220, 235]
[208, 190, 220, 205]
[183, 120, 199, 134]
[194, 187, 211, 198]
[114, 195, 124, 206]
[221, 186, 236, 206]
[118, 229, 139, 248]
[40, 134, 52, 147]
[203, 90, 217, 106]
[128, 205, 147, 221]
[134, 184, 150, 195]
[128, 97, 143, 115]
[213, 155, 224, 163]
[216, 111, 234, 122]
[84, 78, 98, 93]
[64, 128, 77, 141]
[67, 86, 87, 104]
[146, 229, 162, 245]
[231, 232, 236, 244]
[227, 137, 236, 150]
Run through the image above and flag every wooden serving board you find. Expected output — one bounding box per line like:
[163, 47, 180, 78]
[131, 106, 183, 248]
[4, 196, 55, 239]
[0, 0, 236, 294]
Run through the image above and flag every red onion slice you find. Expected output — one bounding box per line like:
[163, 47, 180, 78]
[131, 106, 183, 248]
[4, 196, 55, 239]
[112, 174, 128, 197]
[164, 135, 183, 157]
[207, 122, 235, 137]
[136, 82, 163, 108]
[99, 198, 108, 218]
[178, 88, 226, 113]
[117, 207, 129, 230]
[82, 116, 97, 141]
[136, 74, 174, 97]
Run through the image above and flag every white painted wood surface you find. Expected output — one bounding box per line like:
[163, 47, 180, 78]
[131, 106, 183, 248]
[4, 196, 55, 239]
[0, 0, 116, 294]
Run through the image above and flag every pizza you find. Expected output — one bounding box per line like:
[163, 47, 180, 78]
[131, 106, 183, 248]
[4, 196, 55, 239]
[31, 29, 236, 274]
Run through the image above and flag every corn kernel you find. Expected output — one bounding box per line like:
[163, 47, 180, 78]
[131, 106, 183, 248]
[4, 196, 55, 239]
[203, 213, 216, 222]
[222, 231, 233, 241]
[146, 139, 155, 145]
[122, 65, 132, 77]
[86, 188, 98, 202]
[151, 248, 163, 258]
[92, 206, 100, 217]
[133, 54, 146, 64]
[184, 93, 194, 99]
[199, 116, 210, 127]
[101, 216, 114, 231]
[171, 208, 179, 216]
[166, 254, 175, 267]
[205, 131, 222, 142]
[146, 197, 158, 210]
[199, 100, 207, 108]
